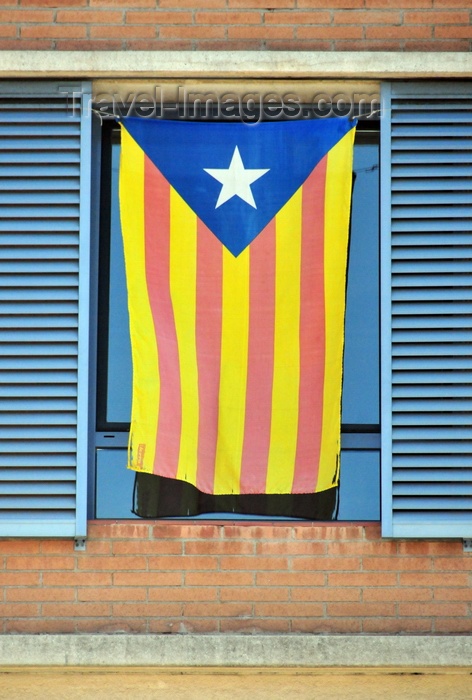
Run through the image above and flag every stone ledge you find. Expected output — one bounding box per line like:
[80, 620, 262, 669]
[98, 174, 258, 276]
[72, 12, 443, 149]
[0, 635, 471, 668]
[0, 51, 471, 79]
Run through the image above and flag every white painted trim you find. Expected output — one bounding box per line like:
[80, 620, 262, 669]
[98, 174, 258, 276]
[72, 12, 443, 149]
[0, 635, 472, 667]
[0, 51, 471, 79]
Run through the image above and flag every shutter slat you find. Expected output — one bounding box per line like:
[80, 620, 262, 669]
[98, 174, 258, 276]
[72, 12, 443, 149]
[382, 82, 472, 537]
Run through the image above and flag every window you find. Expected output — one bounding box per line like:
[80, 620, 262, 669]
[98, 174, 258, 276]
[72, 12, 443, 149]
[93, 113, 380, 521]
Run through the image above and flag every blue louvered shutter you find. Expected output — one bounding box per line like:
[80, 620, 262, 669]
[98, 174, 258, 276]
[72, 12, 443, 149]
[381, 81, 472, 538]
[0, 82, 91, 537]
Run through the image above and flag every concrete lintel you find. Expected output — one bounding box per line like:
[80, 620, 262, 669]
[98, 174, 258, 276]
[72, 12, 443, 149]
[0, 51, 471, 79]
[0, 635, 471, 668]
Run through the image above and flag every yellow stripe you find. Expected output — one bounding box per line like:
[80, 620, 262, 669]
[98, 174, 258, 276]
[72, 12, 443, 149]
[265, 188, 302, 494]
[169, 188, 199, 486]
[119, 126, 159, 473]
[213, 246, 250, 494]
[317, 128, 356, 492]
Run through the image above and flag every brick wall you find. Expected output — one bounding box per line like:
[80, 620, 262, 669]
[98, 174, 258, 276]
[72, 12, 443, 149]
[0, 0, 470, 52]
[2, 522, 471, 634]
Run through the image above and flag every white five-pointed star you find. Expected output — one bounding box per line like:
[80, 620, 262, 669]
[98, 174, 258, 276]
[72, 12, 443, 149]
[204, 146, 269, 209]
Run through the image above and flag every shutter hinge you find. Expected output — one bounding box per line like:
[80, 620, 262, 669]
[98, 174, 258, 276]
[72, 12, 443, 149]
[463, 539, 472, 553]
[74, 537, 86, 551]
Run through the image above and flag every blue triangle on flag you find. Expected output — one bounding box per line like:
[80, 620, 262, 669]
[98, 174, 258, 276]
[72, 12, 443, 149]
[122, 117, 355, 257]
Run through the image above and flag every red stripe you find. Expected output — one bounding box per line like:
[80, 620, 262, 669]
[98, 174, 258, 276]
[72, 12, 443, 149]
[143, 157, 182, 478]
[195, 220, 223, 493]
[292, 157, 328, 493]
[239, 221, 276, 493]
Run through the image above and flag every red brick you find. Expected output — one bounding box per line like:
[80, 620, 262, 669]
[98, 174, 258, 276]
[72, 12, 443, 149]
[292, 556, 360, 571]
[5, 619, 76, 634]
[125, 38, 193, 48]
[40, 540, 75, 555]
[186, 540, 254, 555]
[90, 0, 155, 6]
[328, 602, 396, 617]
[153, 523, 221, 539]
[436, 25, 472, 38]
[434, 587, 472, 601]
[220, 556, 288, 571]
[112, 602, 182, 617]
[328, 572, 397, 587]
[184, 602, 252, 617]
[257, 541, 326, 556]
[0, 572, 40, 586]
[334, 39, 401, 49]
[160, 0, 225, 8]
[255, 602, 324, 617]
[21, 25, 87, 38]
[400, 572, 469, 587]
[229, 0, 294, 8]
[148, 555, 218, 571]
[160, 25, 225, 38]
[366, 0, 432, 6]
[294, 525, 364, 540]
[292, 619, 362, 633]
[265, 10, 331, 23]
[0, 9, 52, 20]
[397, 541, 463, 556]
[6, 587, 75, 603]
[7, 556, 75, 571]
[405, 9, 470, 22]
[220, 587, 289, 602]
[291, 587, 360, 602]
[434, 618, 472, 633]
[76, 618, 148, 633]
[43, 572, 112, 586]
[0, 38, 51, 48]
[113, 572, 182, 586]
[0, 25, 17, 37]
[363, 525, 382, 540]
[79, 541, 112, 555]
[88, 522, 151, 539]
[404, 38, 471, 49]
[224, 525, 292, 540]
[267, 38, 334, 49]
[42, 602, 111, 617]
[298, 0, 362, 6]
[127, 10, 194, 22]
[366, 25, 432, 38]
[197, 10, 261, 23]
[186, 572, 254, 586]
[363, 587, 432, 602]
[21, 0, 87, 5]
[197, 38, 264, 48]
[328, 541, 397, 556]
[0, 541, 40, 554]
[113, 540, 183, 555]
[334, 9, 401, 23]
[78, 587, 147, 602]
[56, 10, 123, 22]
[363, 618, 433, 633]
[149, 586, 218, 602]
[220, 619, 291, 632]
[150, 618, 219, 633]
[231, 24, 296, 37]
[399, 602, 467, 617]
[77, 556, 147, 570]
[90, 24, 156, 38]
[256, 572, 325, 586]
[434, 0, 472, 6]
[434, 557, 472, 571]
[56, 39, 125, 49]
[0, 603, 39, 618]
[363, 556, 431, 571]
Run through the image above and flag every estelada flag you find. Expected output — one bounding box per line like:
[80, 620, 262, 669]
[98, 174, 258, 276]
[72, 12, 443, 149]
[119, 117, 356, 496]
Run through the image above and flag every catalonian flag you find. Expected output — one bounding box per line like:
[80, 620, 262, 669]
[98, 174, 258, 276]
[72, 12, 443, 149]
[119, 117, 356, 496]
